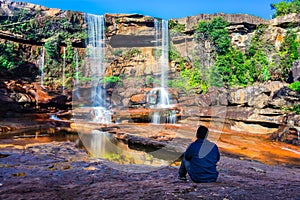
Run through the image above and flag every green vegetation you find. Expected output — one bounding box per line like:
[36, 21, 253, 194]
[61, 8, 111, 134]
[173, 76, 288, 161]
[0, 9, 85, 42]
[168, 45, 207, 92]
[172, 15, 298, 90]
[0, 8, 86, 88]
[123, 48, 142, 59]
[100, 76, 121, 84]
[292, 104, 300, 114]
[192, 17, 298, 88]
[112, 49, 123, 56]
[271, 0, 300, 18]
[145, 75, 160, 85]
[169, 67, 207, 93]
[196, 17, 230, 55]
[195, 17, 252, 87]
[44, 35, 61, 59]
[276, 30, 300, 79]
[168, 20, 185, 33]
[0, 43, 20, 69]
[289, 81, 300, 93]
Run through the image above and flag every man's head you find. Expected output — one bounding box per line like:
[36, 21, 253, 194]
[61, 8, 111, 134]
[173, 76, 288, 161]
[196, 125, 209, 139]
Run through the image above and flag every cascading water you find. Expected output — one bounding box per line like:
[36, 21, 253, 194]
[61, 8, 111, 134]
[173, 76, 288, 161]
[75, 48, 79, 88]
[160, 20, 168, 90]
[40, 47, 45, 87]
[62, 47, 66, 93]
[85, 14, 111, 123]
[151, 19, 176, 124]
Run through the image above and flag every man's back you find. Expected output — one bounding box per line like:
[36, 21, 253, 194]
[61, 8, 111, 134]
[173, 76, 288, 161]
[184, 139, 220, 182]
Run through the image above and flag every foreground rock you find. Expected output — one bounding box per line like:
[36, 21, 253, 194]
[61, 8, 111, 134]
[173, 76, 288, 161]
[0, 142, 299, 199]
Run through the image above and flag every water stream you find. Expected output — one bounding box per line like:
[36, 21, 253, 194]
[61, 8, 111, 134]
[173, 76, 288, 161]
[40, 47, 45, 87]
[62, 46, 66, 93]
[151, 19, 176, 124]
[85, 14, 111, 124]
[0, 129, 176, 166]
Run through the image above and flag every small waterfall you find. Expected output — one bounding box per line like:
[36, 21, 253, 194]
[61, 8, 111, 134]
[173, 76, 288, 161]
[75, 48, 79, 87]
[167, 110, 177, 124]
[40, 47, 45, 86]
[62, 47, 66, 93]
[74, 48, 80, 99]
[152, 112, 160, 124]
[85, 14, 111, 123]
[148, 87, 176, 124]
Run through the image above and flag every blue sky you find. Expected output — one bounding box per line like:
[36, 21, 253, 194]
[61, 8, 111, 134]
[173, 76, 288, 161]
[18, 0, 283, 19]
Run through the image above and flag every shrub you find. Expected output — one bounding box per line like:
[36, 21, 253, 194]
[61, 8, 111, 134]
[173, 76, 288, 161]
[101, 76, 120, 84]
[289, 81, 300, 93]
[292, 104, 300, 114]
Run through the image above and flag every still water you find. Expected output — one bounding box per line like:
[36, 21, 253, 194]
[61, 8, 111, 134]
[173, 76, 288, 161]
[0, 128, 179, 166]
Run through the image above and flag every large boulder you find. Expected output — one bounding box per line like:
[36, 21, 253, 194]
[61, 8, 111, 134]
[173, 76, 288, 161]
[228, 85, 269, 106]
[198, 87, 228, 106]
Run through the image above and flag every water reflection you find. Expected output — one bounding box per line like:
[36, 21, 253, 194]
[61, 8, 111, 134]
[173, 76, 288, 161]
[0, 129, 177, 167]
[79, 130, 175, 166]
[0, 129, 78, 147]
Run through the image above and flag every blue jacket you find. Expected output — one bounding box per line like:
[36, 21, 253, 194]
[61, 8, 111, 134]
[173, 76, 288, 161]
[184, 139, 220, 182]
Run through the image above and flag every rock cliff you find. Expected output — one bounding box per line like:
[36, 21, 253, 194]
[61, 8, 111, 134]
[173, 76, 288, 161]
[0, 0, 299, 141]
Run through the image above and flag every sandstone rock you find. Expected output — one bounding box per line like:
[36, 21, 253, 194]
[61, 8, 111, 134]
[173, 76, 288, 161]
[228, 86, 268, 106]
[269, 12, 300, 28]
[111, 94, 122, 107]
[16, 93, 34, 103]
[130, 94, 146, 104]
[270, 86, 300, 107]
[263, 81, 285, 96]
[197, 88, 225, 107]
[0, 93, 19, 113]
[248, 93, 269, 108]
[176, 13, 266, 33]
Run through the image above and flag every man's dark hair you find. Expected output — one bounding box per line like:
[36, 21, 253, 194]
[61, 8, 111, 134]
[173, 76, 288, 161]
[196, 126, 208, 139]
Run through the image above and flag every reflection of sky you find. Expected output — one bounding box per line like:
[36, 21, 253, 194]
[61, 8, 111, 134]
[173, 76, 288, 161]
[19, 0, 282, 19]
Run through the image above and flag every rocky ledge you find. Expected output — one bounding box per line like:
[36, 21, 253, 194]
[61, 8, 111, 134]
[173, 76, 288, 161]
[0, 142, 299, 199]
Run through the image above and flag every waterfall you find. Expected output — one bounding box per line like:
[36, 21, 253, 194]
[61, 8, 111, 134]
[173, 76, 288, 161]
[75, 48, 79, 88]
[85, 14, 111, 123]
[161, 20, 169, 89]
[74, 48, 80, 99]
[40, 47, 45, 86]
[62, 47, 66, 93]
[150, 20, 176, 124]
[154, 19, 161, 72]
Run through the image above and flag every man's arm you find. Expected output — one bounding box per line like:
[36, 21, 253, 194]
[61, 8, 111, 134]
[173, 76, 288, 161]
[215, 145, 220, 162]
[184, 144, 192, 161]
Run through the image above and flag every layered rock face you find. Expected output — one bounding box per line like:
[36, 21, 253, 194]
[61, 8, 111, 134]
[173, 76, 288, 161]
[0, 0, 299, 140]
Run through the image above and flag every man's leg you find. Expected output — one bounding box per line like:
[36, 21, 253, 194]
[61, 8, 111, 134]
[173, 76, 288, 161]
[178, 157, 190, 180]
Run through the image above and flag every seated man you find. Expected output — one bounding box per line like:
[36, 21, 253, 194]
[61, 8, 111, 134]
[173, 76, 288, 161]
[178, 125, 220, 183]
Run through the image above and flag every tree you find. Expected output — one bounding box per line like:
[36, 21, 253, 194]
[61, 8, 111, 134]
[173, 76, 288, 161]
[271, 0, 300, 18]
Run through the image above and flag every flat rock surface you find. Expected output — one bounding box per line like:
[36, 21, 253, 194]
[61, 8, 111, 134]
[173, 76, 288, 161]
[0, 142, 299, 200]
